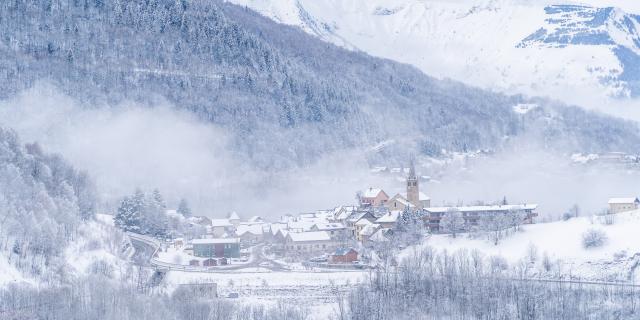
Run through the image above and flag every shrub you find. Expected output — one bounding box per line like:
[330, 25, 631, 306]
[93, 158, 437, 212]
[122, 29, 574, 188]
[582, 229, 607, 249]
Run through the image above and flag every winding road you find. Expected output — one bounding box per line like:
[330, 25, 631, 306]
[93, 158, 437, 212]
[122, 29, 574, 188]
[127, 232, 289, 272]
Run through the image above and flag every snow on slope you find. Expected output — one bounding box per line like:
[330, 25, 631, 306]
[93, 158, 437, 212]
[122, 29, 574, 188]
[227, 0, 640, 118]
[413, 209, 640, 282]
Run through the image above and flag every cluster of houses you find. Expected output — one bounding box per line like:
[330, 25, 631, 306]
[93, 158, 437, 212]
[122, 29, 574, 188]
[175, 163, 540, 265]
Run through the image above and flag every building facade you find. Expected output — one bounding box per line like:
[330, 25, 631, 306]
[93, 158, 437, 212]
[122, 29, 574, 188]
[192, 238, 240, 258]
[608, 198, 640, 214]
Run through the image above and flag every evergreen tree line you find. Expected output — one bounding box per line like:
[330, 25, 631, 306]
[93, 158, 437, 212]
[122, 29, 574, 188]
[114, 188, 195, 238]
[0, 0, 638, 169]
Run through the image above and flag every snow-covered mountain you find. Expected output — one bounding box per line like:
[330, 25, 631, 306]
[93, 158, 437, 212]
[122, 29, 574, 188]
[227, 0, 640, 115]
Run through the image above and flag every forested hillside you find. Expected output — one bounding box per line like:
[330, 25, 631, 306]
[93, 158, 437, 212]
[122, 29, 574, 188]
[0, 127, 97, 281]
[0, 0, 639, 169]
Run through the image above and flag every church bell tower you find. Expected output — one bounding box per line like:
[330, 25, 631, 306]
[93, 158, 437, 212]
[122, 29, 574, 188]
[407, 161, 419, 207]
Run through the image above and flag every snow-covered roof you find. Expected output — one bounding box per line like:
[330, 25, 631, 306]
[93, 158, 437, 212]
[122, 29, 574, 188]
[287, 221, 315, 232]
[370, 228, 391, 242]
[287, 231, 332, 242]
[359, 223, 380, 236]
[362, 188, 385, 198]
[348, 211, 372, 222]
[191, 238, 239, 244]
[211, 219, 233, 227]
[355, 218, 373, 226]
[393, 196, 415, 208]
[425, 204, 538, 214]
[334, 205, 357, 220]
[228, 211, 240, 220]
[333, 247, 357, 256]
[236, 224, 263, 236]
[248, 216, 264, 223]
[269, 223, 288, 235]
[608, 198, 640, 204]
[312, 223, 346, 230]
[376, 211, 401, 224]
[398, 192, 430, 201]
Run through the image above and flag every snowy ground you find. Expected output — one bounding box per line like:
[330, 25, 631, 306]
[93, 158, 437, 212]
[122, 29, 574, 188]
[407, 209, 640, 282]
[164, 269, 369, 319]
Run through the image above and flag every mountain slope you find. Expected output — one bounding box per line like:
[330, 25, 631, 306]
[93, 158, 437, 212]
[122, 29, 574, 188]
[228, 0, 640, 113]
[0, 0, 638, 171]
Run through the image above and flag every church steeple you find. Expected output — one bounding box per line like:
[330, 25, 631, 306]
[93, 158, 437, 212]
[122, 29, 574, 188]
[407, 160, 419, 207]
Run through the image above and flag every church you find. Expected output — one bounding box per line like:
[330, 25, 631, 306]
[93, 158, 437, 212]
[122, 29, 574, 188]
[386, 163, 430, 211]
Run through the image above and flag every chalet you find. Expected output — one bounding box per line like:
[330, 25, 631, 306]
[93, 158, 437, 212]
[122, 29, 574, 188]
[346, 211, 376, 229]
[608, 198, 640, 214]
[354, 219, 373, 239]
[369, 228, 392, 244]
[210, 219, 234, 237]
[330, 248, 358, 264]
[358, 223, 380, 243]
[310, 223, 348, 240]
[424, 204, 538, 233]
[375, 211, 401, 229]
[284, 231, 336, 254]
[237, 229, 263, 245]
[360, 188, 389, 207]
[192, 238, 240, 258]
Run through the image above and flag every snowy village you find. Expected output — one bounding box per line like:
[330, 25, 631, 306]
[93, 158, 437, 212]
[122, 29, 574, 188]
[114, 162, 639, 282]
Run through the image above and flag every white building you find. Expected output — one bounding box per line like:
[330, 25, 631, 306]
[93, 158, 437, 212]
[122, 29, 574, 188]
[284, 231, 337, 254]
[608, 198, 640, 214]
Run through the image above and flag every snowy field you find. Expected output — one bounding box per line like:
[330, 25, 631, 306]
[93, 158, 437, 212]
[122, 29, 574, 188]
[408, 209, 640, 282]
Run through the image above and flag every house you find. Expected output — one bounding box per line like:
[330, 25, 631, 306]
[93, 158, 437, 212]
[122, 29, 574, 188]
[210, 219, 234, 237]
[203, 258, 217, 267]
[360, 188, 389, 207]
[284, 231, 336, 254]
[608, 198, 640, 214]
[354, 219, 373, 240]
[358, 223, 380, 243]
[192, 238, 240, 258]
[236, 224, 264, 245]
[369, 228, 392, 244]
[310, 223, 348, 240]
[330, 248, 358, 264]
[375, 211, 401, 229]
[188, 216, 212, 227]
[424, 204, 538, 233]
[189, 259, 200, 266]
[333, 205, 358, 223]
